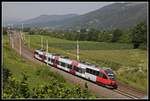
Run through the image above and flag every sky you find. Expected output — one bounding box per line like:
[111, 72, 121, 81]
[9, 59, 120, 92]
[2, 2, 114, 22]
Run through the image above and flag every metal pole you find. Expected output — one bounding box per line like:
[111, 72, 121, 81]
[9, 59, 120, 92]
[41, 36, 43, 49]
[77, 40, 79, 61]
[22, 23, 25, 42]
[9, 33, 12, 48]
[7, 25, 11, 45]
[9, 32, 11, 47]
[11, 35, 14, 48]
[20, 31, 21, 55]
[11, 24, 13, 29]
[23, 33, 26, 41]
[20, 30, 22, 40]
[28, 35, 30, 48]
[22, 23, 23, 32]
[46, 40, 48, 66]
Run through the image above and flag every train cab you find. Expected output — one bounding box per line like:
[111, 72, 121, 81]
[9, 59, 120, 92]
[104, 68, 118, 89]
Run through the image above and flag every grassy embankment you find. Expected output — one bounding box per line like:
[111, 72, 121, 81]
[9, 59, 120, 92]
[3, 35, 96, 98]
[24, 34, 147, 92]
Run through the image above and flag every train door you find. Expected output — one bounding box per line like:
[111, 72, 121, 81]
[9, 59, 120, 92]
[53, 56, 59, 68]
[75, 64, 86, 78]
[97, 71, 110, 85]
[101, 73, 109, 84]
[69, 61, 78, 75]
[42, 52, 46, 63]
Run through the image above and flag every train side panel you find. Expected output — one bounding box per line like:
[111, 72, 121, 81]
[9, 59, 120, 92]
[34, 49, 117, 89]
[57, 58, 72, 72]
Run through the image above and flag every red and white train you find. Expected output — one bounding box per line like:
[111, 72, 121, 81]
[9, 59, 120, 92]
[34, 49, 118, 89]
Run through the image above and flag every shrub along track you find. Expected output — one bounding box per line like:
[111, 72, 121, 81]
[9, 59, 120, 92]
[7, 30, 146, 99]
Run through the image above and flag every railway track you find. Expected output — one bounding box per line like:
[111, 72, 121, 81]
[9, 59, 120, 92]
[113, 89, 140, 99]
[117, 81, 147, 98]
[7, 30, 147, 99]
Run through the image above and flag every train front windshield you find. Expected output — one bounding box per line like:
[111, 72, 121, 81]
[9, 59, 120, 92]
[105, 69, 116, 80]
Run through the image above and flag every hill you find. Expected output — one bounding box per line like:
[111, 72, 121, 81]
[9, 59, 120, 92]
[17, 14, 79, 27]
[14, 2, 147, 30]
[58, 2, 147, 30]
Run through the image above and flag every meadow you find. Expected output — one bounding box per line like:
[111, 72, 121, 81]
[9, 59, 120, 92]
[24, 34, 148, 92]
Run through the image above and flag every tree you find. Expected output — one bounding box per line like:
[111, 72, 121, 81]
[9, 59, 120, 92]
[3, 27, 7, 35]
[23, 27, 31, 32]
[98, 31, 112, 42]
[111, 29, 123, 42]
[118, 30, 131, 43]
[87, 29, 99, 41]
[131, 22, 147, 49]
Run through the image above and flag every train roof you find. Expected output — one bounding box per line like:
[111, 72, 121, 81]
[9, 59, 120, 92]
[35, 49, 111, 71]
[35, 49, 45, 51]
[35, 49, 43, 54]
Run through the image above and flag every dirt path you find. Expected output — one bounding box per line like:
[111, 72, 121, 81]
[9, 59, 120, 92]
[8, 31, 147, 99]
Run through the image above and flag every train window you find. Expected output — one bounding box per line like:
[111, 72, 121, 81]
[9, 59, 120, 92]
[86, 68, 94, 75]
[86, 68, 89, 73]
[39, 54, 43, 58]
[98, 72, 107, 79]
[48, 58, 51, 61]
[82, 69, 86, 73]
[93, 70, 96, 75]
[75, 67, 86, 73]
[79, 68, 84, 73]
[74, 66, 82, 73]
[43, 56, 46, 60]
[74, 66, 78, 71]
[91, 70, 94, 75]
[92, 70, 98, 76]
[91, 69, 95, 75]
[89, 69, 93, 74]
[67, 64, 72, 69]
[86, 68, 93, 74]
[34, 51, 38, 55]
[51, 59, 55, 63]
[75, 67, 82, 73]
[99, 72, 103, 78]
[103, 74, 107, 79]
[61, 62, 66, 67]
[95, 71, 99, 76]
[78, 68, 82, 73]
[88, 68, 91, 73]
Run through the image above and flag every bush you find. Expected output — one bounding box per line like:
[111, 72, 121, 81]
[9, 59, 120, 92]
[139, 43, 147, 50]
[130, 22, 147, 49]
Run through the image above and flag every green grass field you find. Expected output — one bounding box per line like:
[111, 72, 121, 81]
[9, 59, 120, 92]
[3, 35, 65, 88]
[24, 34, 147, 92]
[24, 34, 133, 50]
[3, 35, 96, 98]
